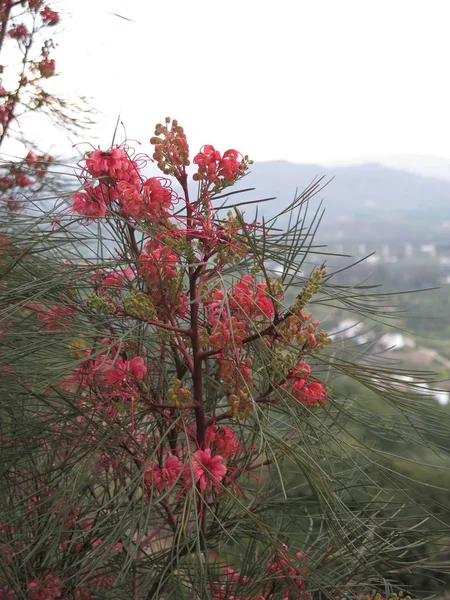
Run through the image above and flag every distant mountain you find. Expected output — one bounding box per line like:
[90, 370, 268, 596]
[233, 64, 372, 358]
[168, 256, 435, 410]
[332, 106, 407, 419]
[324, 154, 450, 181]
[232, 161, 450, 226]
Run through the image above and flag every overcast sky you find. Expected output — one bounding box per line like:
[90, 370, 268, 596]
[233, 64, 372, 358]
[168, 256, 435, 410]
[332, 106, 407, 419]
[46, 0, 450, 165]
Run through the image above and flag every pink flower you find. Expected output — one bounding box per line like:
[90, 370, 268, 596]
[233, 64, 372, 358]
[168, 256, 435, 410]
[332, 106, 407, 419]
[230, 275, 274, 320]
[118, 177, 172, 220]
[142, 177, 172, 213]
[28, 574, 63, 599]
[8, 25, 30, 40]
[209, 317, 248, 351]
[29, 304, 75, 331]
[84, 147, 140, 186]
[207, 426, 240, 458]
[145, 455, 182, 492]
[25, 151, 52, 176]
[102, 356, 147, 386]
[187, 448, 227, 492]
[99, 267, 135, 288]
[72, 184, 112, 218]
[218, 149, 241, 180]
[128, 356, 147, 382]
[40, 6, 60, 25]
[139, 242, 179, 281]
[29, 0, 45, 9]
[282, 362, 327, 407]
[14, 172, 33, 187]
[193, 145, 247, 188]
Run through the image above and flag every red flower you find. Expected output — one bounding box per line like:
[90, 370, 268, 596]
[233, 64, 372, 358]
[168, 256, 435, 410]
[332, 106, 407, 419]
[85, 147, 140, 186]
[14, 172, 33, 187]
[145, 455, 182, 492]
[72, 184, 112, 218]
[139, 242, 179, 282]
[193, 145, 247, 189]
[118, 177, 172, 220]
[207, 426, 240, 458]
[99, 267, 135, 288]
[103, 356, 147, 386]
[187, 448, 228, 492]
[40, 6, 60, 25]
[8, 25, 30, 40]
[283, 362, 327, 407]
[231, 275, 275, 320]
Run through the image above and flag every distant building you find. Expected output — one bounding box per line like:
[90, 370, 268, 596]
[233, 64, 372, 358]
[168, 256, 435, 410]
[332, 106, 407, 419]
[366, 255, 380, 264]
[404, 243, 413, 258]
[377, 333, 416, 350]
[420, 243, 436, 257]
[330, 319, 364, 340]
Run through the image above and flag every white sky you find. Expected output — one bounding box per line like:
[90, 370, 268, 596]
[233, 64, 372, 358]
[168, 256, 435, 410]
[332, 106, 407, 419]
[28, 0, 450, 163]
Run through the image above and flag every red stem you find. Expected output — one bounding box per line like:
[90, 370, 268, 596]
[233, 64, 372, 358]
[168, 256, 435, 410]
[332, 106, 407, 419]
[179, 171, 207, 450]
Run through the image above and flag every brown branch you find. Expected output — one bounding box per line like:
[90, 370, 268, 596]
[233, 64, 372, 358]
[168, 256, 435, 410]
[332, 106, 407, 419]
[0, 1, 13, 55]
[115, 306, 192, 336]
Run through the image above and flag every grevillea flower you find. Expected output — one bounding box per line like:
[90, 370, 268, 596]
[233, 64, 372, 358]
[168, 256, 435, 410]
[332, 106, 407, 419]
[150, 118, 190, 176]
[206, 426, 240, 458]
[103, 356, 147, 386]
[218, 149, 242, 180]
[14, 172, 33, 187]
[72, 184, 112, 218]
[27, 574, 63, 599]
[94, 454, 120, 473]
[145, 455, 182, 492]
[283, 362, 327, 407]
[209, 317, 248, 351]
[118, 177, 172, 220]
[8, 25, 30, 40]
[91, 267, 135, 288]
[220, 356, 253, 396]
[25, 151, 53, 176]
[230, 275, 274, 320]
[29, 304, 75, 331]
[265, 547, 308, 599]
[40, 5, 60, 25]
[277, 311, 328, 350]
[139, 242, 179, 281]
[186, 449, 227, 492]
[84, 147, 140, 186]
[28, 0, 45, 9]
[193, 145, 248, 190]
[193, 145, 221, 177]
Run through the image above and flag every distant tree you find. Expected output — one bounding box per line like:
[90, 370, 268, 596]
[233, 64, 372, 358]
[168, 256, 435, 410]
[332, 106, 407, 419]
[0, 0, 91, 212]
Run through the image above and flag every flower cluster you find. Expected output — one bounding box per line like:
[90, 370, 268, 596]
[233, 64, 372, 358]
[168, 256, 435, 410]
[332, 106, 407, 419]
[8, 24, 30, 40]
[73, 146, 174, 222]
[283, 361, 327, 406]
[206, 546, 309, 600]
[40, 5, 59, 25]
[150, 117, 190, 177]
[193, 145, 251, 192]
[28, 303, 75, 331]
